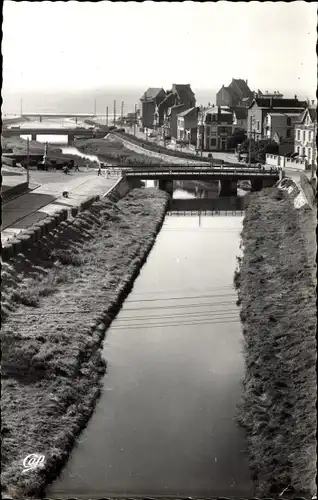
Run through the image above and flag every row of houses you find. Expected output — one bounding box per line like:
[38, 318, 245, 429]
[138, 80, 316, 165]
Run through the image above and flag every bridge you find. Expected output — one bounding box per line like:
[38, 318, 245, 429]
[21, 112, 96, 123]
[122, 166, 281, 195]
[2, 126, 106, 145]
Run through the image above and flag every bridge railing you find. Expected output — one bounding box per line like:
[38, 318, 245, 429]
[122, 166, 280, 177]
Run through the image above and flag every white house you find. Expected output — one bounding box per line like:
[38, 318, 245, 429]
[294, 107, 317, 167]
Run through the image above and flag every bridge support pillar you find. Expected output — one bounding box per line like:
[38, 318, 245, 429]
[67, 134, 75, 146]
[75, 117, 78, 124]
[127, 178, 143, 189]
[262, 178, 277, 188]
[31, 133, 37, 141]
[219, 179, 237, 196]
[39, 116, 42, 123]
[251, 178, 262, 192]
[158, 179, 173, 196]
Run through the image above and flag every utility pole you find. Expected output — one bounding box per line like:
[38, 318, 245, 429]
[113, 100, 116, 127]
[106, 106, 109, 126]
[248, 115, 253, 166]
[121, 101, 124, 127]
[26, 137, 30, 186]
[20, 97, 23, 116]
[94, 98, 96, 116]
[134, 104, 137, 136]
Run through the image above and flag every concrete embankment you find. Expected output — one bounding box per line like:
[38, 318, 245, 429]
[234, 179, 317, 497]
[1, 187, 169, 499]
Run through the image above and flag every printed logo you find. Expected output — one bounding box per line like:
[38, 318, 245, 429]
[22, 453, 45, 473]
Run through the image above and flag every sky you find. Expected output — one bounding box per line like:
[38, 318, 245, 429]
[2, 1, 317, 101]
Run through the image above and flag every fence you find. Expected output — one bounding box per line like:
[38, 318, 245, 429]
[266, 153, 308, 170]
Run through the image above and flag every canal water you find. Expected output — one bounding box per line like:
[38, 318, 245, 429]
[47, 183, 253, 498]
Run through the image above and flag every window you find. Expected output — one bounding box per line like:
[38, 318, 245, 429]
[297, 129, 300, 140]
[307, 148, 312, 162]
[297, 146, 300, 154]
[309, 131, 312, 142]
[257, 121, 260, 131]
[210, 138, 217, 146]
[286, 129, 291, 138]
[286, 117, 291, 126]
[303, 130, 306, 142]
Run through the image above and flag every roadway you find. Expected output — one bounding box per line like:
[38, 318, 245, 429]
[1, 169, 119, 243]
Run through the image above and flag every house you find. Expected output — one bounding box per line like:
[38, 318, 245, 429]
[263, 111, 303, 141]
[294, 106, 317, 167]
[140, 88, 166, 130]
[254, 90, 284, 99]
[247, 97, 307, 141]
[232, 107, 248, 131]
[216, 79, 253, 108]
[197, 106, 234, 151]
[176, 107, 199, 145]
[157, 84, 196, 140]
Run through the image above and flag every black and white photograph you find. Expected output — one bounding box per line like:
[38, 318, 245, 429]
[1, 1, 317, 499]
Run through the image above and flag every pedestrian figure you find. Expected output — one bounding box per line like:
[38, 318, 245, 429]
[63, 165, 69, 174]
[98, 166, 102, 176]
[106, 168, 110, 178]
[74, 164, 80, 172]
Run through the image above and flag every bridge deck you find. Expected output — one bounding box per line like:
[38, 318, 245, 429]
[122, 167, 279, 180]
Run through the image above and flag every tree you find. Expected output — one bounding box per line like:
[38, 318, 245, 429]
[227, 128, 247, 149]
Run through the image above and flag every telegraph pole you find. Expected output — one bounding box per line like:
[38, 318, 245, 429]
[134, 104, 137, 136]
[113, 100, 116, 127]
[121, 101, 124, 127]
[106, 106, 109, 126]
[248, 115, 253, 166]
[94, 98, 97, 116]
[26, 137, 30, 186]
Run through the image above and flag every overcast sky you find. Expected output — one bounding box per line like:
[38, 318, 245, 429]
[2, 1, 317, 97]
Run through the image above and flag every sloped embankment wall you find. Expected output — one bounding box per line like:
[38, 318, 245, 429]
[234, 178, 317, 497]
[1, 187, 169, 498]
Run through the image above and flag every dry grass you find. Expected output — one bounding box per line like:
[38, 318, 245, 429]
[75, 137, 164, 165]
[1, 188, 169, 499]
[235, 186, 317, 497]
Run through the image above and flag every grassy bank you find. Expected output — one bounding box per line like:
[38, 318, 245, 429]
[1, 188, 169, 499]
[235, 185, 316, 497]
[75, 136, 165, 166]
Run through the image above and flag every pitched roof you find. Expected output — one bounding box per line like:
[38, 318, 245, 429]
[266, 111, 303, 117]
[172, 84, 195, 103]
[140, 88, 164, 101]
[233, 107, 248, 119]
[230, 79, 253, 97]
[296, 106, 317, 124]
[177, 106, 198, 118]
[158, 92, 176, 109]
[250, 98, 307, 109]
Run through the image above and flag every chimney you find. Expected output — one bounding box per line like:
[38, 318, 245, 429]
[294, 94, 298, 100]
[246, 79, 248, 85]
[270, 97, 273, 108]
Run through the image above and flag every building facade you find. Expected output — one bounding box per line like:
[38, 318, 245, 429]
[247, 97, 307, 141]
[263, 112, 302, 141]
[217, 79, 253, 108]
[156, 84, 196, 140]
[294, 107, 317, 167]
[197, 106, 233, 151]
[140, 88, 166, 130]
[232, 107, 248, 131]
[176, 107, 199, 144]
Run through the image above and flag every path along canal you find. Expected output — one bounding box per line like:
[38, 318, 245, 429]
[47, 182, 253, 498]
